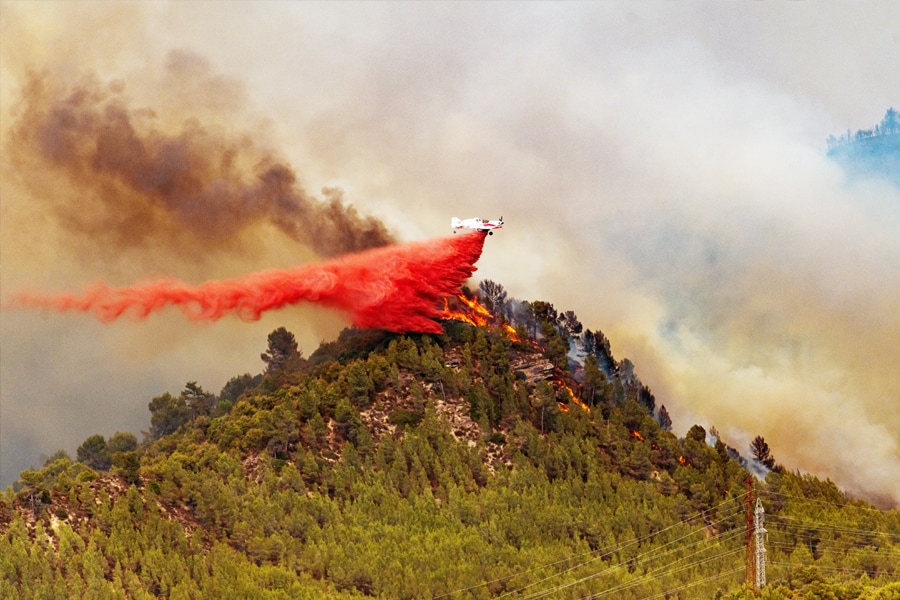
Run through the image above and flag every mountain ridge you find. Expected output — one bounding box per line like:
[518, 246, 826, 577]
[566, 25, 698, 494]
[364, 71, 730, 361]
[3, 286, 899, 598]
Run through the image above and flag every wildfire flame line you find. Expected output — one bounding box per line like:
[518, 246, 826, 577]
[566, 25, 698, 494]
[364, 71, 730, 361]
[557, 380, 589, 412]
[439, 294, 523, 342]
[438, 293, 591, 414]
[440, 295, 491, 328]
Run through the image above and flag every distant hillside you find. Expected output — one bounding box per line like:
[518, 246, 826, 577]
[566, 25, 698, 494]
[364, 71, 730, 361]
[827, 108, 900, 186]
[3, 285, 899, 598]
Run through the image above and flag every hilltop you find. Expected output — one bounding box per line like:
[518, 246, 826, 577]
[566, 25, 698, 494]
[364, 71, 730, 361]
[827, 107, 900, 186]
[2, 285, 899, 599]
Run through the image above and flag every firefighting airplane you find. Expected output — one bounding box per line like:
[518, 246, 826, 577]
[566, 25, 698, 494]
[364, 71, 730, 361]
[451, 216, 504, 235]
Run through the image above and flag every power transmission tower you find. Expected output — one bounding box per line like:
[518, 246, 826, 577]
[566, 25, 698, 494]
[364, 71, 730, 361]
[745, 476, 755, 593]
[755, 498, 767, 590]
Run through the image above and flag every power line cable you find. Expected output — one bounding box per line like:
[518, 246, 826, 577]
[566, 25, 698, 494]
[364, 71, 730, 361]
[582, 546, 746, 600]
[767, 541, 900, 559]
[506, 510, 744, 599]
[759, 490, 898, 514]
[768, 560, 900, 578]
[630, 566, 745, 600]
[434, 492, 748, 600]
[509, 516, 745, 599]
[769, 515, 900, 541]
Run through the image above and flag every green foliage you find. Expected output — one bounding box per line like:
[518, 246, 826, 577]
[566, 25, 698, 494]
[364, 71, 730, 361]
[218, 372, 263, 409]
[112, 451, 141, 486]
[540, 320, 570, 371]
[107, 431, 138, 454]
[260, 327, 300, 374]
[147, 392, 191, 441]
[307, 327, 391, 367]
[342, 359, 373, 408]
[389, 407, 424, 429]
[182, 381, 215, 419]
[4, 305, 899, 599]
[76, 434, 111, 471]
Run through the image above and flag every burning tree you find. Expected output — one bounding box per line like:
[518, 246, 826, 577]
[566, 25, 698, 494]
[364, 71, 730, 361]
[478, 279, 508, 318]
[513, 301, 539, 339]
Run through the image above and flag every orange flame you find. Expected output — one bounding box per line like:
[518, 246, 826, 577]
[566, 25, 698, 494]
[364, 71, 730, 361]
[440, 294, 523, 342]
[557, 380, 589, 412]
[456, 293, 492, 318]
[503, 323, 522, 341]
[631, 430, 645, 441]
[440, 295, 591, 418]
[678, 455, 689, 466]
[441, 297, 489, 327]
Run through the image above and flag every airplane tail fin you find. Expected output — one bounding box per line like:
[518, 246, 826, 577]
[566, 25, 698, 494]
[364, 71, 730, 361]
[451, 217, 462, 228]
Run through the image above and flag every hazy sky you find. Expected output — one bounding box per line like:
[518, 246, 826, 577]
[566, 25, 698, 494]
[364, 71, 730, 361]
[2, 1, 898, 505]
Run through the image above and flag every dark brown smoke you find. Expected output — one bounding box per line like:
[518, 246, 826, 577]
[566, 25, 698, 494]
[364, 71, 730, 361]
[6, 55, 393, 261]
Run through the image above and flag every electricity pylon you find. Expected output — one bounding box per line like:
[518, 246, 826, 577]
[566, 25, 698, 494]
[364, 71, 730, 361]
[755, 498, 767, 590]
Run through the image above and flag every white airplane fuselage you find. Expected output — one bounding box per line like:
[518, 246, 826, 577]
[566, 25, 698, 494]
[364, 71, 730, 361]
[451, 216, 503, 235]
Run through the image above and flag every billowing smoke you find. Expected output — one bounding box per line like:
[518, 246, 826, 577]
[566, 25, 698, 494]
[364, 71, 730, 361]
[4, 2, 900, 507]
[7, 233, 486, 334]
[7, 60, 393, 262]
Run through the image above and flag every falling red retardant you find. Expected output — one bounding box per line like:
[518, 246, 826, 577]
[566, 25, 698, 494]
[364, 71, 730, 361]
[8, 233, 487, 334]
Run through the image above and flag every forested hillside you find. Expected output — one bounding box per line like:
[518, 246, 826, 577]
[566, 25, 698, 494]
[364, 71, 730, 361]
[827, 107, 900, 186]
[3, 286, 899, 599]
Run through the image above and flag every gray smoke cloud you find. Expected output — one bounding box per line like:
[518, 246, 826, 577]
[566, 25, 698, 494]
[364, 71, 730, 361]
[2, 2, 899, 506]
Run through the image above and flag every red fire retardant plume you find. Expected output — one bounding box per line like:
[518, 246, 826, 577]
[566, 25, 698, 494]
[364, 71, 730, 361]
[8, 233, 487, 334]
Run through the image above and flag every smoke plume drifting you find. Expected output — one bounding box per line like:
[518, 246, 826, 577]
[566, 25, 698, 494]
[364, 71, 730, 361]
[7, 233, 486, 334]
[8, 63, 393, 261]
